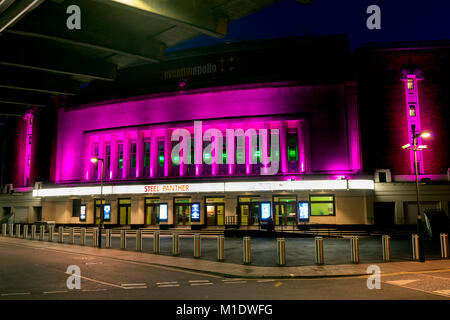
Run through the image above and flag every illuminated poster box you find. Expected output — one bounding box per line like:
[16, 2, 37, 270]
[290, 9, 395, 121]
[80, 204, 86, 222]
[298, 201, 310, 222]
[191, 203, 200, 222]
[103, 204, 111, 221]
[159, 203, 168, 222]
[260, 202, 271, 221]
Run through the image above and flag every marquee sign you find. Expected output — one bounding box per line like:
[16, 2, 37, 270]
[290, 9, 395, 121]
[33, 180, 374, 197]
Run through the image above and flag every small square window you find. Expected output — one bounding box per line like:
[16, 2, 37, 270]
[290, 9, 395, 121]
[407, 79, 414, 90]
[409, 105, 416, 117]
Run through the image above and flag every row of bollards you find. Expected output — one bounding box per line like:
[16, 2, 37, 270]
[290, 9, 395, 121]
[2, 222, 450, 264]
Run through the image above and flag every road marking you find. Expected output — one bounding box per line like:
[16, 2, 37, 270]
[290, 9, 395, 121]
[189, 280, 210, 283]
[157, 281, 178, 285]
[223, 281, 247, 284]
[82, 289, 108, 292]
[1, 292, 31, 296]
[190, 282, 213, 286]
[222, 279, 242, 282]
[85, 262, 103, 265]
[43, 290, 68, 294]
[274, 282, 283, 287]
[65, 272, 124, 289]
[386, 279, 418, 286]
[433, 290, 450, 296]
[158, 284, 180, 288]
[257, 279, 275, 283]
[122, 283, 146, 287]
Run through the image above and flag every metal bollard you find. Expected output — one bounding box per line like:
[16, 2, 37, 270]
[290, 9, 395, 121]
[440, 233, 449, 259]
[23, 225, 28, 239]
[136, 230, 143, 251]
[80, 228, 86, 246]
[153, 231, 160, 254]
[48, 225, 54, 242]
[9, 224, 13, 237]
[412, 234, 419, 260]
[31, 225, 36, 240]
[277, 238, 286, 266]
[194, 233, 201, 258]
[315, 236, 324, 265]
[350, 236, 359, 264]
[15, 224, 21, 238]
[382, 235, 391, 262]
[92, 228, 98, 247]
[120, 230, 126, 249]
[243, 236, 251, 264]
[105, 229, 112, 248]
[69, 228, 74, 244]
[39, 225, 45, 241]
[217, 235, 225, 261]
[2, 223, 6, 236]
[172, 233, 179, 256]
[58, 226, 64, 243]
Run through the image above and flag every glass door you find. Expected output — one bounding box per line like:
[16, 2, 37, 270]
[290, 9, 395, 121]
[238, 196, 260, 226]
[118, 199, 131, 225]
[174, 198, 191, 226]
[217, 205, 225, 226]
[145, 198, 160, 226]
[94, 199, 105, 225]
[205, 197, 225, 226]
[274, 196, 297, 226]
[206, 205, 216, 226]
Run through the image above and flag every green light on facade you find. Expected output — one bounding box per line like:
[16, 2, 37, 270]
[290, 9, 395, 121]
[255, 151, 261, 157]
[159, 156, 164, 161]
[204, 153, 211, 159]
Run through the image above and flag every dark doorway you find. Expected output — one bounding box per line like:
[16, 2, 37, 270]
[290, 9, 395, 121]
[374, 202, 395, 226]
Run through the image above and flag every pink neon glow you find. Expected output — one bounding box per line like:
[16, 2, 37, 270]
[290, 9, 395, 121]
[54, 83, 361, 183]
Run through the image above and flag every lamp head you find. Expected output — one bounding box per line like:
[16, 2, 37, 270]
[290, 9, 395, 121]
[90, 157, 98, 164]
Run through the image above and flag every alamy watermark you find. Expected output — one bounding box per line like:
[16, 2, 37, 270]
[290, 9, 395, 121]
[170, 121, 280, 175]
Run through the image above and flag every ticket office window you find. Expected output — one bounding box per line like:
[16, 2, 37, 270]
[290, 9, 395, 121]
[238, 196, 260, 226]
[205, 197, 225, 226]
[94, 199, 106, 225]
[310, 195, 335, 216]
[174, 198, 191, 226]
[273, 196, 297, 225]
[118, 199, 131, 225]
[145, 198, 160, 225]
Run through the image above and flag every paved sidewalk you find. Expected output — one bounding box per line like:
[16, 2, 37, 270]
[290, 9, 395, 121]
[1, 236, 450, 279]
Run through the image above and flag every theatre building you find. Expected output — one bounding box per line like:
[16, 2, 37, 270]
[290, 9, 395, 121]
[1, 35, 448, 229]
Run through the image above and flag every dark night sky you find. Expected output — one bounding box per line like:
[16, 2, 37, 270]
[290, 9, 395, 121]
[169, 0, 450, 52]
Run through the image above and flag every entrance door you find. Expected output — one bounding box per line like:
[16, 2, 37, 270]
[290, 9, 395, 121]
[374, 202, 395, 226]
[145, 198, 160, 226]
[175, 204, 191, 226]
[274, 196, 297, 226]
[94, 199, 105, 225]
[239, 203, 260, 226]
[206, 205, 216, 226]
[118, 199, 131, 225]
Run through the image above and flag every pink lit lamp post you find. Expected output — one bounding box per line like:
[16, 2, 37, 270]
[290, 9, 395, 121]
[91, 157, 104, 248]
[402, 125, 430, 262]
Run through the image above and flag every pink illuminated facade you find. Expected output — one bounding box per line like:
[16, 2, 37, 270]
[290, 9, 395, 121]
[1, 36, 449, 229]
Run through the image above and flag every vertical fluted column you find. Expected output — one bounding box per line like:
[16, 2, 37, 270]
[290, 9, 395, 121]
[164, 128, 172, 177]
[150, 132, 157, 178]
[136, 131, 144, 178]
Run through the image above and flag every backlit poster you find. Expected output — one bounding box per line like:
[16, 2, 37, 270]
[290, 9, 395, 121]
[80, 204, 86, 222]
[298, 201, 310, 222]
[159, 203, 168, 221]
[260, 202, 271, 221]
[103, 204, 111, 221]
[191, 203, 200, 222]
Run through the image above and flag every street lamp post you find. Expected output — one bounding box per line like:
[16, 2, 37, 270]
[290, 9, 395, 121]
[91, 157, 104, 248]
[402, 125, 430, 263]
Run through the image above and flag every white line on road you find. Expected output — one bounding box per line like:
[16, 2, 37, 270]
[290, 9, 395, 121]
[157, 281, 179, 285]
[223, 281, 247, 284]
[1, 292, 31, 296]
[188, 280, 210, 283]
[157, 284, 180, 288]
[121, 283, 147, 287]
[257, 279, 276, 283]
[190, 282, 213, 286]
[43, 290, 68, 294]
[82, 289, 108, 292]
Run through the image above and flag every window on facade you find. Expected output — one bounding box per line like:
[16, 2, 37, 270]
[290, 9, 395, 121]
[130, 142, 136, 177]
[158, 139, 164, 167]
[407, 78, 414, 90]
[143, 141, 150, 176]
[105, 144, 111, 179]
[117, 143, 123, 178]
[92, 143, 99, 179]
[287, 130, 298, 162]
[310, 195, 335, 216]
[409, 105, 416, 117]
